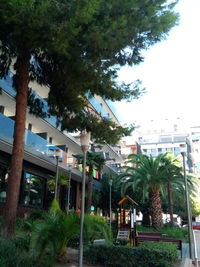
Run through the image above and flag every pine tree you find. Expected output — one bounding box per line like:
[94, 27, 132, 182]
[0, 0, 178, 236]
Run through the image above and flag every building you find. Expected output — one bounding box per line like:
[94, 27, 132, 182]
[0, 71, 124, 216]
[136, 118, 193, 172]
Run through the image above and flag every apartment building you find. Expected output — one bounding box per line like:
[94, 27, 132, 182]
[136, 118, 193, 172]
[0, 71, 124, 215]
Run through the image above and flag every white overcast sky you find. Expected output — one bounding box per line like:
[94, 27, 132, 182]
[114, 0, 200, 129]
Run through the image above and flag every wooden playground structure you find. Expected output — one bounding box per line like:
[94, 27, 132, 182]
[117, 195, 138, 246]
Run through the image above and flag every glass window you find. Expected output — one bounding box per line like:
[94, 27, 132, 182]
[174, 147, 180, 156]
[21, 172, 45, 208]
[0, 166, 8, 203]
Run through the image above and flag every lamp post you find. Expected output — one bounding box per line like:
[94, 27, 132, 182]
[54, 149, 61, 201]
[109, 179, 113, 232]
[78, 130, 91, 267]
[180, 144, 193, 258]
[66, 168, 71, 214]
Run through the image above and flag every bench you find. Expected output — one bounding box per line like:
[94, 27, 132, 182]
[138, 232, 162, 237]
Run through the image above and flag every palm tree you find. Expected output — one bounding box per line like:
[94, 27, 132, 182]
[159, 153, 183, 226]
[120, 153, 199, 229]
[47, 172, 69, 203]
[120, 154, 168, 229]
[74, 152, 105, 213]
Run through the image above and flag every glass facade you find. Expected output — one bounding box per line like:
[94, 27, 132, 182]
[21, 172, 45, 208]
[0, 113, 67, 165]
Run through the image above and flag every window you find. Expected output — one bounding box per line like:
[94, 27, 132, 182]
[0, 166, 8, 203]
[174, 147, 180, 156]
[28, 123, 32, 131]
[21, 172, 45, 208]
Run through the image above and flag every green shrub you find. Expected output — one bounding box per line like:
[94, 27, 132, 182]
[137, 242, 178, 267]
[0, 237, 54, 267]
[84, 245, 136, 267]
[84, 241, 178, 267]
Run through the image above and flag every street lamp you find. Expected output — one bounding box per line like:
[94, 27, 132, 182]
[109, 179, 113, 232]
[78, 130, 91, 267]
[54, 149, 61, 201]
[180, 144, 193, 258]
[66, 168, 71, 214]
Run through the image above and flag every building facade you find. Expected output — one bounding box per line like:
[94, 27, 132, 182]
[0, 71, 124, 216]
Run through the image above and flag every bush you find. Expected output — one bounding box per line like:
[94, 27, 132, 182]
[0, 237, 54, 267]
[84, 245, 136, 267]
[137, 242, 178, 267]
[84, 241, 178, 267]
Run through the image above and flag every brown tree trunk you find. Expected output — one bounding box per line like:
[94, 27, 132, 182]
[150, 190, 163, 230]
[167, 183, 174, 227]
[86, 167, 93, 213]
[5, 48, 30, 237]
[142, 211, 151, 226]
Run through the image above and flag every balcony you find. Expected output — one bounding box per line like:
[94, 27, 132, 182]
[0, 113, 70, 168]
[0, 72, 57, 128]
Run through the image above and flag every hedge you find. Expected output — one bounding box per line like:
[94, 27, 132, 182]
[84, 241, 178, 267]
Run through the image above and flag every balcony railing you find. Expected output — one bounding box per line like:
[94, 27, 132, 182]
[0, 113, 71, 168]
[0, 72, 58, 128]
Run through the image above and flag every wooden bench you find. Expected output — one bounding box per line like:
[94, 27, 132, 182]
[138, 232, 162, 237]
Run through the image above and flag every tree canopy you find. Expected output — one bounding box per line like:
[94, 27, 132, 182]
[0, 0, 179, 235]
[0, 0, 179, 143]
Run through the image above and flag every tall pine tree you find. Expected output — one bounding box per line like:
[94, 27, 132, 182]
[0, 0, 178, 236]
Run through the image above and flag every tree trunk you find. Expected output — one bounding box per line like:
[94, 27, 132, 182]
[167, 183, 174, 226]
[142, 211, 151, 226]
[149, 190, 163, 230]
[5, 48, 30, 237]
[86, 167, 93, 213]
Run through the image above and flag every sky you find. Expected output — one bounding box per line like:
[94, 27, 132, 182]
[114, 0, 200, 130]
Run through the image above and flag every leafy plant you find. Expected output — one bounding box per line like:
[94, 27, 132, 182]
[30, 200, 111, 262]
[0, 237, 53, 267]
[85, 242, 178, 267]
[30, 200, 80, 261]
[84, 214, 112, 244]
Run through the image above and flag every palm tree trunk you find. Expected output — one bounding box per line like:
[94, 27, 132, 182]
[86, 167, 93, 214]
[167, 183, 174, 226]
[142, 211, 151, 226]
[5, 48, 30, 237]
[149, 190, 163, 230]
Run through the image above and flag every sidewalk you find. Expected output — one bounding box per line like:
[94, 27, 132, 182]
[194, 230, 200, 260]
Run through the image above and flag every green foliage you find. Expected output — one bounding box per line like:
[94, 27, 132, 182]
[0, 237, 53, 267]
[74, 151, 105, 171]
[0, 0, 179, 144]
[191, 198, 200, 217]
[84, 242, 178, 267]
[84, 214, 112, 244]
[93, 173, 121, 215]
[119, 153, 195, 228]
[29, 200, 111, 260]
[137, 242, 178, 267]
[30, 201, 80, 259]
[47, 172, 69, 190]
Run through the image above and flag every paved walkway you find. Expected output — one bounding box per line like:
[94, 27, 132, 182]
[194, 230, 200, 260]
